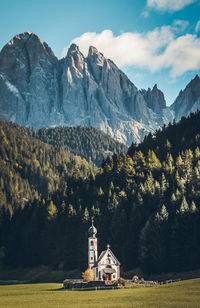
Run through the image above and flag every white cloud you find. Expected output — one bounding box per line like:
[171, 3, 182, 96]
[162, 34, 200, 76]
[62, 27, 174, 69]
[62, 25, 200, 77]
[195, 20, 200, 33]
[172, 20, 189, 32]
[146, 0, 196, 12]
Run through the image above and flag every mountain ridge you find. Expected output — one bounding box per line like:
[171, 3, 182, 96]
[0, 32, 199, 144]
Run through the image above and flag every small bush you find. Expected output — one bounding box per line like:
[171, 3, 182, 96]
[82, 268, 94, 282]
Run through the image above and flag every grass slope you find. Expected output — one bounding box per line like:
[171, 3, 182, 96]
[0, 279, 200, 308]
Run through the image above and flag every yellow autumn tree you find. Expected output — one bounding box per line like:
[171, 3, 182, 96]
[82, 268, 94, 282]
[47, 200, 57, 219]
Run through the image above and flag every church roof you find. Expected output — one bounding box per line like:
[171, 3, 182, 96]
[96, 247, 120, 265]
[97, 250, 106, 262]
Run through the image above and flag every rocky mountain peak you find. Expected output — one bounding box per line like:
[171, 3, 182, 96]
[0, 32, 60, 128]
[3, 32, 55, 58]
[67, 43, 81, 56]
[152, 84, 158, 91]
[65, 43, 86, 77]
[88, 46, 99, 55]
[141, 84, 166, 113]
[181, 74, 200, 99]
[188, 74, 200, 90]
[86, 46, 110, 83]
[7, 31, 32, 45]
[87, 45, 107, 67]
[0, 32, 56, 79]
[171, 74, 200, 121]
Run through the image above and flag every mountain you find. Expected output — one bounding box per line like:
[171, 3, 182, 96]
[0, 32, 174, 145]
[0, 32, 61, 127]
[35, 126, 128, 167]
[171, 75, 200, 122]
[1, 32, 200, 146]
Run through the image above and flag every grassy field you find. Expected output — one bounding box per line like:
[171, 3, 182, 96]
[0, 279, 200, 308]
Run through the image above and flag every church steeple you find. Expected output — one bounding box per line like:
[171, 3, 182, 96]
[88, 217, 97, 238]
[88, 217, 98, 278]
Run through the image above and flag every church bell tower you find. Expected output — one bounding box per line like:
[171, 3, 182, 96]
[88, 217, 98, 269]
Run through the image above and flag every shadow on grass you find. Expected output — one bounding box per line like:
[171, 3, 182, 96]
[45, 287, 65, 291]
[0, 280, 28, 285]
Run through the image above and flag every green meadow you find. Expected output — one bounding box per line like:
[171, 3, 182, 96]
[0, 279, 200, 308]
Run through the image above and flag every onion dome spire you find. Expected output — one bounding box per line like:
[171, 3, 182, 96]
[88, 217, 97, 238]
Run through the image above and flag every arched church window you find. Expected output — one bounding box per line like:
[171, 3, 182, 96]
[91, 240, 93, 246]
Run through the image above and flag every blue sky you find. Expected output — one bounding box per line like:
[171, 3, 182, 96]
[0, 0, 200, 105]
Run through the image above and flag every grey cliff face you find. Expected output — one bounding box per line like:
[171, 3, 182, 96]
[0, 32, 197, 145]
[141, 84, 166, 113]
[171, 75, 200, 122]
[0, 32, 61, 128]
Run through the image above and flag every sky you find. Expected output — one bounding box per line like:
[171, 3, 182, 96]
[0, 0, 200, 105]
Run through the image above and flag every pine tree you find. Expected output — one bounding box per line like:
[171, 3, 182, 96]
[171, 193, 176, 202]
[98, 187, 104, 196]
[190, 200, 197, 213]
[68, 204, 76, 217]
[161, 173, 168, 194]
[164, 153, 174, 174]
[179, 196, 189, 214]
[82, 207, 89, 222]
[156, 205, 169, 221]
[176, 154, 184, 169]
[47, 200, 57, 219]
[147, 150, 162, 170]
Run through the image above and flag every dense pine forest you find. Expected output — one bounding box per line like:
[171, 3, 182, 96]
[0, 112, 200, 275]
[34, 126, 127, 167]
[0, 120, 96, 211]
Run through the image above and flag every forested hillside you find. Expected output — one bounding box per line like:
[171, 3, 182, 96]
[0, 120, 95, 211]
[128, 111, 200, 160]
[34, 126, 127, 167]
[0, 113, 200, 275]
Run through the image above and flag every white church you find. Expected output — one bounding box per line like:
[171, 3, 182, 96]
[88, 218, 120, 281]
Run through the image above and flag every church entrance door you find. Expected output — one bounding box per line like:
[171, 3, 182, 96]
[106, 273, 111, 280]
